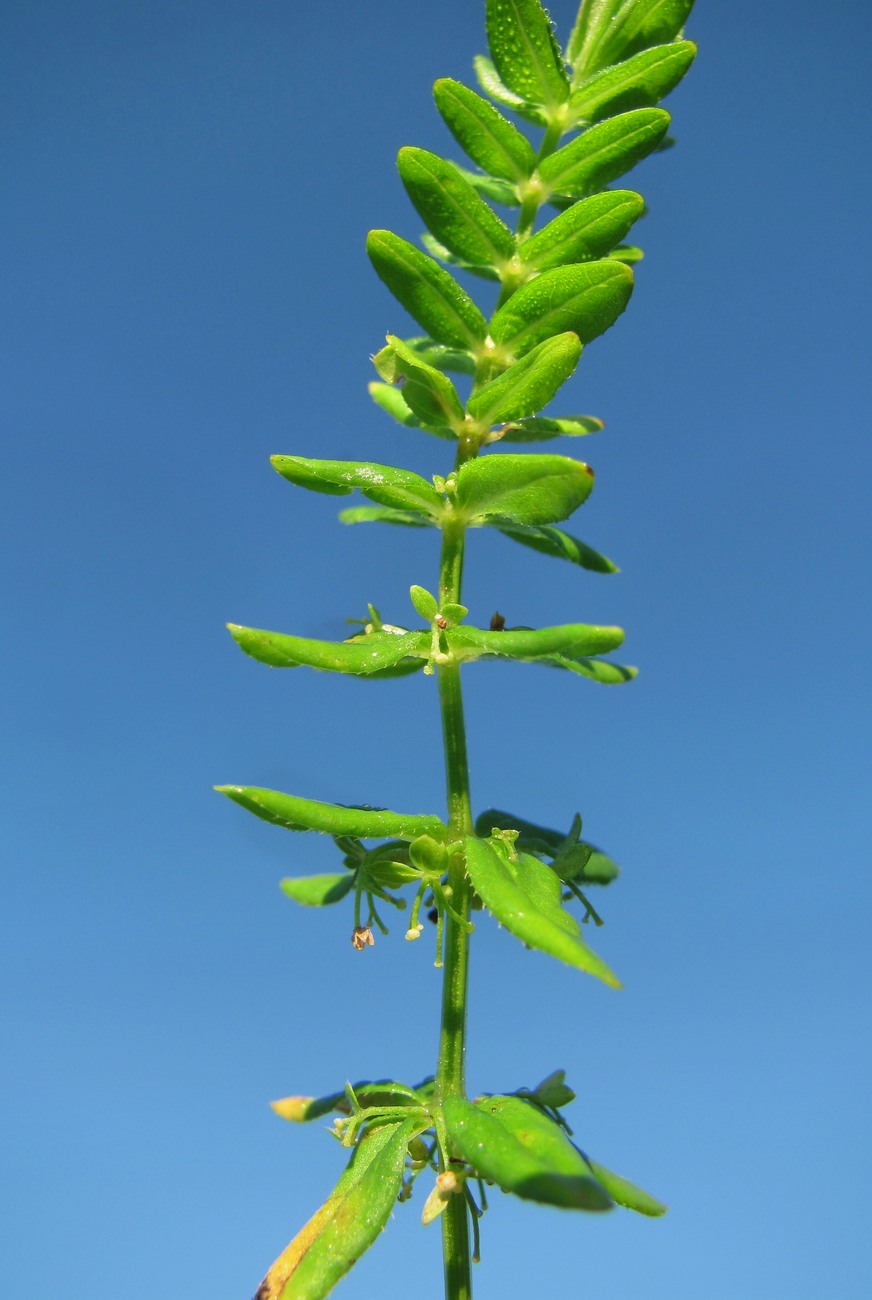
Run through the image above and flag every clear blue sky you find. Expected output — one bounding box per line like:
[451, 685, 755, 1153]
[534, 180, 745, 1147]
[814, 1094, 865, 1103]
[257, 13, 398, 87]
[3, 1, 871, 1296]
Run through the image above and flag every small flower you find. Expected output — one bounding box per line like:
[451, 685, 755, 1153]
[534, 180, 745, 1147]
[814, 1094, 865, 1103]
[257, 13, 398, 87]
[351, 925, 374, 951]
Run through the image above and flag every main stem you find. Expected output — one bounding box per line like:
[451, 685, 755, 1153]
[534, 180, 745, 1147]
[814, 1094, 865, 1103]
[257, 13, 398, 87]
[435, 513, 474, 1300]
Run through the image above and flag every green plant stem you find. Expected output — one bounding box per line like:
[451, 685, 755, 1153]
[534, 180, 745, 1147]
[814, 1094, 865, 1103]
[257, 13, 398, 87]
[435, 514, 474, 1300]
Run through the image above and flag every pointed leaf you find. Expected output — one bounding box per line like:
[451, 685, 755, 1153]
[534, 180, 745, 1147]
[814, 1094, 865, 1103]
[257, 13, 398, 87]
[580, 1153, 667, 1216]
[367, 230, 487, 348]
[455, 164, 520, 207]
[449, 620, 624, 662]
[227, 623, 429, 676]
[369, 380, 455, 436]
[279, 874, 355, 907]
[376, 334, 466, 427]
[547, 653, 638, 683]
[216, 785, 446, 841]
[539, 108, 671, 198]
[566, 0, 620, 67]
[490, 262, 633, 356]
[398, 146, 516, 269]
[570, 40, 697, 122]
[473, 53, 547, 126]
[492, 520, 619, 573]
[499, 414, 605, 441]
[467, 334, 582, 427]
[254, 1118, 425, 1300]
[444, 1094, 612, 1211]
[434, 78, 537, 181]
[271, 1080, 425, 1125]
[456, 453, 594, 526]
[486, 0, 570, 110]
[610, 243, 644, 263]
[271, 454, 444, 516]
[340, 504, 435, 528]
[403, 336, 477, 375]
[463, 837, 621, 984]
[518, 190, 644, 272]
[576, 0, 695, 79]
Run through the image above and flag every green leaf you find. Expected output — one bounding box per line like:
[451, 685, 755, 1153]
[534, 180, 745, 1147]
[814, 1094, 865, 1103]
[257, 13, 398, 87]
[366, 230, 487, 348]
[271, 1080, 426, 1125]
[580, 1153, 667, 1216]
[492, 520, 619, 573]
[499, 413, 605, 441]
[473, 53, 548, 126]
[610, 243, 644, 264]
[456, 453, 594, 526]
[570, 40, 697, 122]
[340, 504, 435, 528]
[226, 622, 429, 676]
[434, 78, 537, 181]
[410, 584, 439, 621]
[403, 335, 477, 375]
[270, 454, 444, 515]
[573, 0, 695, 79]
[463, 837, 621, 985]
[566, 0, 620, 67]
[374, 335, 467, 428]
[397, 146, 516, 269]
[444, 1093, 613, 1210]
[475, 808, 621, 883]
[538, 108, 671, 198]
[527, 1068, 576, 1110]
[547, 653, 638, 683]
[454, 164, 521, 208]
[518, 190, 644, 272]
[421, 232, 501, 281]
[254, 1118, 425, 1300]
[215, 785, 446, 841]
[449, 620, 624, 662]
[280, 874, 355, 907]
[466, 334, 582, 427]
[485, 0, 570, 110]
[490, 261, 633, 356]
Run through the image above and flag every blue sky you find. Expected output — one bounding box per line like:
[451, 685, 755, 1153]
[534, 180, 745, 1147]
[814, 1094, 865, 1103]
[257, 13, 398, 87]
[3, 1, 871, 1296]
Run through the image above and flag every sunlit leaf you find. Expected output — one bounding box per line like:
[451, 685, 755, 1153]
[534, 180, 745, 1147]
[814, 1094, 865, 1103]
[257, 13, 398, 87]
[421, 232, 501, 280]
[538, 109, 670, 198]
[518, 190, 644, 272]
[254, 1118, 425, 1300]
[271, 454, 444, 515]
[499, 413, 605, 441]
[474, 808, 621, 884]
[579, 1152, 667, 1216]
[226, 623, 429, 676]
[449, 620, 624, 662]
[456, 453, 594, 526]
[473, 53, 548, 126]
[434, 77, 537, 181]
[485, 0, 570, 109]
[374, 334, 467, 428]
[490, 261, 633, 356]
[463, 837, 621, 984]
[573, 0, 695, 80]
[466, 334, 582, 427]
[216, 785, 446, 841]
[443, 1094, 612, 1210]
[367, 230, 487, 348]
[491, 519, 619, 572]
[570, 40, 697, 122]
[398, 146, 516, 268]
[340, 504, 436, 527]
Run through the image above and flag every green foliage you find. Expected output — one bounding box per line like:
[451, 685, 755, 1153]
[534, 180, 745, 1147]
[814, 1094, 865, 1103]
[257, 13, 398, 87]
[220, 0, 696, 1294]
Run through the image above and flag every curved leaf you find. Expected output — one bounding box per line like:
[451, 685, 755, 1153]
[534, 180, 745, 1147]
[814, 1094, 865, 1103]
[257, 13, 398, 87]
[227, 623, 429, 675]
[492, 520, 619, 572]
[474, 808, 621, 884]
[271, 454, 444, 515]
[216, 785, 446, 841]
[449, 620, 624, 661]
[575, 0, 695, 79]
[398, 146, 516, 268]
[443, 1094, 612, 1211]
[466, 334, 582, 427]
[499, 414, 604, 441]
[434, 77, 537, 181]
[280, 874, 355, 907]
[546, 653, 638, 683]
[473, 53, 548, 126]
[456, 453, 594, 526]
[485, 0, 570, 109]
[490, 261, 633, 356]
[340, 504, 436, 528]
[580, 1152, 667, 1216]
[271, 1081, 426, 1125]
[420, 232, 501, 281]
[367, 230, 487, 348]
[254, 1118, 425, 1300]
[538, 108, 671, 198]
[463, 838, 621, 985]
[374, 335, 466, 427]
[570, 40, 697, 122]
[518, 190, 644, 272]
